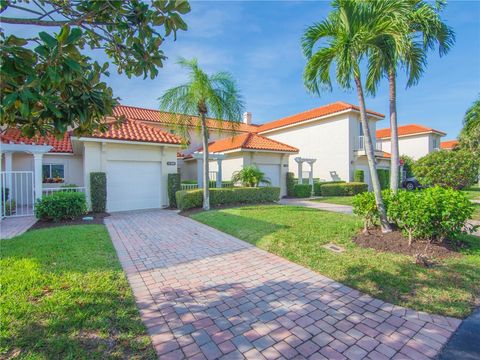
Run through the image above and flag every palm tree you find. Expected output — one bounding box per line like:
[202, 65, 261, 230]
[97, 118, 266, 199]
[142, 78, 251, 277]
[302, 0, 397, 232]
[366, 0, 455, 193]
[159, 58, 244, 210]
[232, 166, 271, 187]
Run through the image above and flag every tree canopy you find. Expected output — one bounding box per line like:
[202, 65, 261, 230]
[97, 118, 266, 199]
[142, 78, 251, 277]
[459, 96, 480, 153]
[0, 0, 190, 136]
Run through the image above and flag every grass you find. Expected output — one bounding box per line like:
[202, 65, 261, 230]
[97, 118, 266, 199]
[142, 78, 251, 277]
[311, 196, 354, 206]
[472, 203, 480, 221]
[192, 205, 480, 318]
[463, 186, 480, 201]
[0, 225, 155, 360]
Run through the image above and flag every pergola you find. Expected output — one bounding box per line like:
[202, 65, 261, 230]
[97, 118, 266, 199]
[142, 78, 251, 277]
[192, 152, 225, 188]
[294, 157, 317, 185]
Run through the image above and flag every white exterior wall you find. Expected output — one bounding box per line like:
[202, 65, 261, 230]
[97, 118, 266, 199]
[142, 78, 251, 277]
[378, 133, 442, 160]
[82, 141, 178, 209]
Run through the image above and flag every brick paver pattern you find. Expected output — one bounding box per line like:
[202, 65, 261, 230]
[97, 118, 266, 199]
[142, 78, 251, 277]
[106, 210, 461, 360]
[0, 216, 36, 239]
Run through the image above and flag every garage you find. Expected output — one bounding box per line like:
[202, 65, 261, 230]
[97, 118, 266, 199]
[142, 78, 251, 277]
[257, 164, 281, 187]
[106, 160, 162, 212]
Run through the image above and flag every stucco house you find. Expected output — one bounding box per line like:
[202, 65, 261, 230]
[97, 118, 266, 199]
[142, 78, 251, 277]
[1, 100, 393, 214]
[376, 124, 446, 160]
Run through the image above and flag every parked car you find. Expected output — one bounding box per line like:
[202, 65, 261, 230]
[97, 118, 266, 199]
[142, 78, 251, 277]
[402, 177, 421, 190]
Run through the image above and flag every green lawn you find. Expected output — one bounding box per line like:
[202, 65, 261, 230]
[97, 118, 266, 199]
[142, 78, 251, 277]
[463, 186, 480, 200]
[472, 203, 480, 221]
[0, 225, 155, 360]
[311, 196, 354, 206]
[192, 205, 480, 318]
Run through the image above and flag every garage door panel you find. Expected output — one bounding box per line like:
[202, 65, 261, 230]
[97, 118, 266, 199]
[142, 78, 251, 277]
[107, 161, 162, 212]
[257, 164, 280, 187]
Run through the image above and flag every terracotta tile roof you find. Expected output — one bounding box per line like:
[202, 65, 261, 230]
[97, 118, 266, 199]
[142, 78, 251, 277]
[0, 128, 73, 153]
[113, 104, 259, 133]
[205, 133, 298, 153]
[440, 140, 459, 150]
[376, 124, 446, 139]
[257, 101, 384, 133]
[380, 151, 391, 158]
[84, 119, 183, 145]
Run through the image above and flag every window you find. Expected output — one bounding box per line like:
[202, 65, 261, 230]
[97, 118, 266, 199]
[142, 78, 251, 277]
[359, 121, 364, 136]
[42, 164, 65, 183]
[433, 137, 440, 150]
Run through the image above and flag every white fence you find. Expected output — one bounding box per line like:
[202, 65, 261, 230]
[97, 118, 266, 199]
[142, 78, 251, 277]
[42, 187, 86, 196]
[1, 171, 35, 217]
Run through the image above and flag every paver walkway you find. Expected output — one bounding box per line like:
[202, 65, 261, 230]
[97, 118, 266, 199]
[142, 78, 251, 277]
[0, 216, 36, 239]
[279, 198, 353, 214]
[106, 210, 460, 360]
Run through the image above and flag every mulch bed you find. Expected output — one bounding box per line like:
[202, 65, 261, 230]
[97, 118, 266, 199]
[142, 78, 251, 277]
[353, 228, 462, 259]
[29, 212, 110, 231]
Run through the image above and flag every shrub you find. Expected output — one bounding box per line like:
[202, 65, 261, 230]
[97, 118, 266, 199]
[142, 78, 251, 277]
[181, 180, 197, 184]
[354, 170, 364, 183]
[286, 172, 295, 197]
[313, 181, 346, 196]
[400, 155, 415, 178]
[293, 184, 312, 198]
[1, 187, 10, 201]
[377, 169, 390, 189]
[321, 182, 368, 196]
[353, 189, 393, 231]
[90, 172, 106, 213]
[387, 190, 422, 245]
[176, 187, 280, 211]
[232, 166, 270, 187]
[35, 192, 87, 221]
[413, 149, 479, 189]
[168, 173, 181, 208]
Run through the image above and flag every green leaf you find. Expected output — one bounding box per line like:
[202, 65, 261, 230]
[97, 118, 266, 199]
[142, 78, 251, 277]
[58, 26, 70, 43]
[64, 58, 82, 72]
[39, 32, 57, 48]
[66, 28, 83, 45]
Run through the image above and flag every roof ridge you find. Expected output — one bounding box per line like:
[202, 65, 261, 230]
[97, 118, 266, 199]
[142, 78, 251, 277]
[252, 132, 298, 150]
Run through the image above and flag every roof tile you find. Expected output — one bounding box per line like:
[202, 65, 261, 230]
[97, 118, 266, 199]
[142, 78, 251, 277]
[257, 101, 384, 133]
[440, 140, 458, 149]
[0, 128, 73, 153]
[206, 133, 298, 153]
[376, 124, 446, 139]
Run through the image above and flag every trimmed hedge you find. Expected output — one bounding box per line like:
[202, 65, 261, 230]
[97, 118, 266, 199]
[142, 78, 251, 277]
[168, 173, 181, 208]
[377, 169, 390, 190]
[313, 181, 346, 196]
[354, 170, 364, 183]
[35, 191, 87, 221]
[286, 172, 295, 197]
[176, 187, 280, 211]
[293, 184, 312, 198]
[320, 182, 368, 196]
[90, 172, 106, 213]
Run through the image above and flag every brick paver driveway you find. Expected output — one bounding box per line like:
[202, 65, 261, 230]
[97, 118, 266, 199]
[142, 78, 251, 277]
[106, 210, 461, 360]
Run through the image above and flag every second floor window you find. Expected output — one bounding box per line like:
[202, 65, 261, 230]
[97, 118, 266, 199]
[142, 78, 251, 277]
[359, 122, 364, 136]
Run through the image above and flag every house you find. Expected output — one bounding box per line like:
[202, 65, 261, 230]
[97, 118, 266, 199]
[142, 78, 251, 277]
[376, 124, 446, 160]
[440, 139, 459, 150]
[1, 100, 393, 214]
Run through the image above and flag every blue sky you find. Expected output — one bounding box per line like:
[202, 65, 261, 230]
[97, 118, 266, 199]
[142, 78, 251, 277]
[3, 1, 480, 139]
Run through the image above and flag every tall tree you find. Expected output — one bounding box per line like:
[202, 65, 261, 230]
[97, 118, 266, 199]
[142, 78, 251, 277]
[366, 0, 455, 193]
[302, 0, 399, 232]
[0, 0, 190, 136]
[159, 58, 244, 210]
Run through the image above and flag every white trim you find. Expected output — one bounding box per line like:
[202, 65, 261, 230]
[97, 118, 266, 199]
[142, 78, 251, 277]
[259, 109, 383, 135]
[43, 152, 74, 156]
[377, 130, 446, 140]
[0, 143, 52, 153]
[213, 148, 298, 155]
[78, 137, 182, 148]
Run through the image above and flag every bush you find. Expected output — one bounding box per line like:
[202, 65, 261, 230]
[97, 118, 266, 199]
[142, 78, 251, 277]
[90, 172, 106, 213]
[35, 192, 87, 221]
[400, 155, 415, 178]
[377, 169, 390, 189]
[286, 172, 295, 197]
[354, 170, 364, 183]
[232, 166, 270, 187]
[353, 189, 393, 231]
[168, 173, 181, 208]
[321, 182, 368, 196]
[354, 187, 474, 243]
[313, 181, 346, 196]
[413, 149, 479, 189]
[176, 187, 280, 211]
[181, 180, 197, 184]
[293, 184, 312, 198]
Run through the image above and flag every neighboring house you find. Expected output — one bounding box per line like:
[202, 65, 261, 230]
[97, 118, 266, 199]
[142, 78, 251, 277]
[440, 139, 459, 150]
[376, 124, 446, 160]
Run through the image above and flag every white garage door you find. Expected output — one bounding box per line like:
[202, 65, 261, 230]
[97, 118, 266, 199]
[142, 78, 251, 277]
[107, 161, 162, 212]
[257, 164, 280, 187]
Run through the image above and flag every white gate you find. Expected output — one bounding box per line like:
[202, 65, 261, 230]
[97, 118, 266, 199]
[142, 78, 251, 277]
[1, 171, 35, 217]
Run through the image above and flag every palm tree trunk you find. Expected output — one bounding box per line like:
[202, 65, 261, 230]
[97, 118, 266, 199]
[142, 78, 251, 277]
[200, 113, 210, 211]
[389, 68, 400, 193]
[354, 76, 392, 233]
